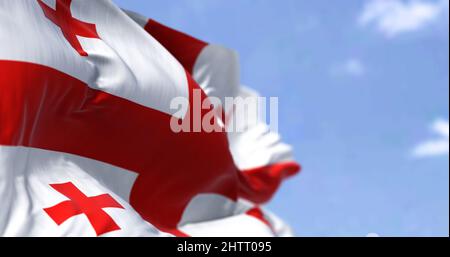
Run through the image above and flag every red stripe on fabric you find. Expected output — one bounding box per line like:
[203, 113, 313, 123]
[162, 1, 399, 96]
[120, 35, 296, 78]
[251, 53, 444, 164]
[0, 60, 237, 233]
[0, 60, 299, 234]
[239, 162, 301, 204]
[246, 207, 273, 230]
[167, 229, 190, 238]
[144, 19, 208, 74]
[141, 20, 302, 204]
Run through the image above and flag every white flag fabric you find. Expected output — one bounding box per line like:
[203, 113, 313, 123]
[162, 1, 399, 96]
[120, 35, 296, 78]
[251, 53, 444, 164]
[0, 0, 300, 237]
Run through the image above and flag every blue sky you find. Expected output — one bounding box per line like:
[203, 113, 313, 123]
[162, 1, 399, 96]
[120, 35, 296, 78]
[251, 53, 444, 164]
[114, 0, 449, 236]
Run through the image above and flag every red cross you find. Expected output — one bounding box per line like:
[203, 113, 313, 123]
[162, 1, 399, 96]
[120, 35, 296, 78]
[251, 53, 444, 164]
[37, 0, 100, 56]
[44, 182, 124, 236]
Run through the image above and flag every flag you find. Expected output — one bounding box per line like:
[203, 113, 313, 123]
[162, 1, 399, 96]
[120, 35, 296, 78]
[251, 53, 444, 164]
[0, 0, 300, 237]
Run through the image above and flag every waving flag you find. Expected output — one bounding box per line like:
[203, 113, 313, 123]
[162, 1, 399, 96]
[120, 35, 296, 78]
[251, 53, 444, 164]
[0, 0, 300, 237]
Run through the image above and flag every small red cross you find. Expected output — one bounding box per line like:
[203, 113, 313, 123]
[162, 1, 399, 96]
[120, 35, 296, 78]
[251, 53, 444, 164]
[37, 0, 100, 56]
[44, 182, 124, 236]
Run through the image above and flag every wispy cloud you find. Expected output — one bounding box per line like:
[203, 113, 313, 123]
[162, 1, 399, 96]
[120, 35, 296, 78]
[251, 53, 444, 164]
[412, 119, 449, 158]
[359, 0, 448, 38]
[331, 58, 366, 77]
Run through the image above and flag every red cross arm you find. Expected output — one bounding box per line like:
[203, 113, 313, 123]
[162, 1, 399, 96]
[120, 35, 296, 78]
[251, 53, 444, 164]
[90, 194, 125, 209]
[83, 208, 122, 236]
[44, 200, 83, 225]
[37, 0, 58, 24]
[71, 19, 99, 39]
[49, 182, 88, 201]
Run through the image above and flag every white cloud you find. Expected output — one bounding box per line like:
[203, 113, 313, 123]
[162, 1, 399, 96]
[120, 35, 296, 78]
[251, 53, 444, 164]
[413, 119, 449, 158]
[331, 58, 366, 77]
[359, 0, 448, 37]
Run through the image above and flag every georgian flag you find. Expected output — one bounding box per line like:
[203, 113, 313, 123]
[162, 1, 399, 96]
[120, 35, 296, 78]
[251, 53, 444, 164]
[0, 0, 300, 237]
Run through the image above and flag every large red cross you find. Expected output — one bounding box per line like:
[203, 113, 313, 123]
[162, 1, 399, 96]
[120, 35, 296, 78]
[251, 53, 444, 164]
[37, 0, 100, 56]
[44, 182, 124, 236]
